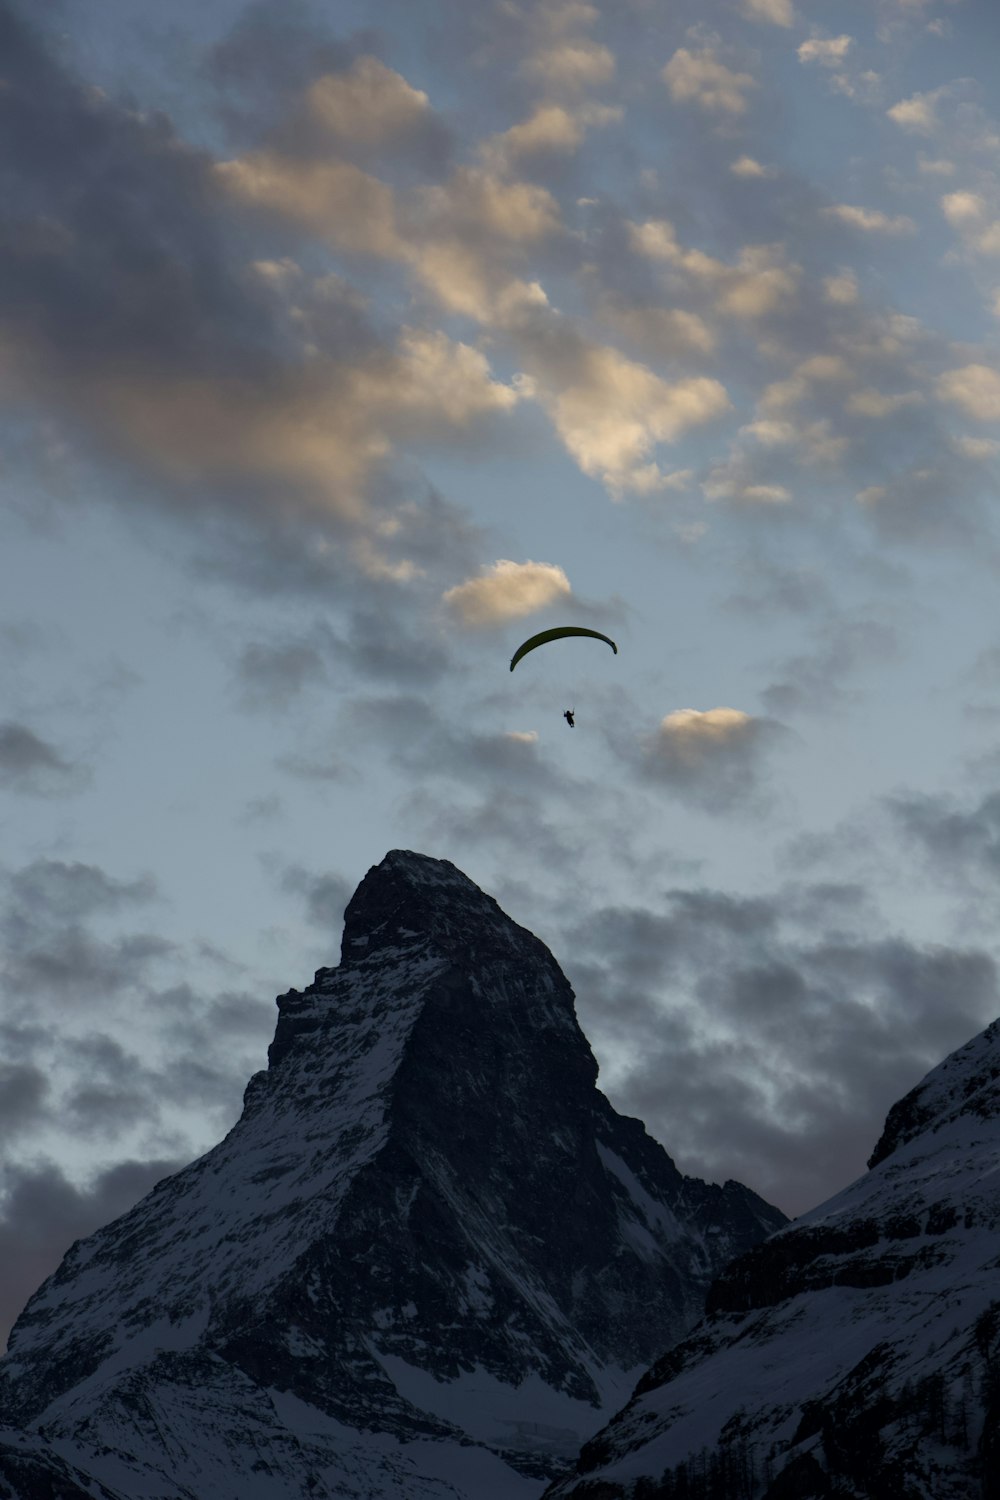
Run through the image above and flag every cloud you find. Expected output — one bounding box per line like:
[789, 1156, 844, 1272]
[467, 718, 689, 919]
[824, 204, 916, 234]
[597, 297, 717, 359]
[0, 1062, 49, 1141]
[539, 341, 731, 497]
[0, 9, 503, 563]
[0, 856, 174, 1007]
[887, 87, 947, 133]
[482, 102, 621, 170]
[562, 885, 998, 1216]
[761, 618, 900, 716]
[937, 364, 1000, 421]
[822, 270, 860, 304]
[742, 0, 795, 26]
[524, 39, 615, 89]
[730, 155, 775, 179]
[657, 706, 754, 760]
[703, 470, 794, 503]
[217, 152, 404, 256]
[417, 167, 562, 246]
[634, 706, 789, 811]
[936, 192, 1000, 258]
[716, 247, 799, 318]
[918, 155, 955, 176]
[629, 221, 800, 320]
[306, 56, 431, 145]
[972, 223, 1000, 256]
[797, 35, 854, 66]
[485, 103, 584, 163]
[233, 638, 329, 711]
[845, 388, 924, 418]
[941, 191, 986, 226]
[367, 328, 523, 428]
[278, 864, 354, 932]
[737, 412, 848, 466]
[662, 49, 756, 116]
[443, 559, 572, 627]
[0, 722, 82, 796]
[952, 434, 1000, 460]
[758, 354, 852, 412]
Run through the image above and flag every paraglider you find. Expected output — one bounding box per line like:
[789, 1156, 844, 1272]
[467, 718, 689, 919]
[509, 626, 618, 672]
[509, 627, 618, 728]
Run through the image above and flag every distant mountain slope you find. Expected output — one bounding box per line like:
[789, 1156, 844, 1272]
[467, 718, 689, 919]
[545, 1018, 1000, 1500]
[0, 850, 785, 1500]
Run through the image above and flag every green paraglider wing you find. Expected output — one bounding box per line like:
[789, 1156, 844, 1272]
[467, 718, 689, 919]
[509, 626, 618, 672]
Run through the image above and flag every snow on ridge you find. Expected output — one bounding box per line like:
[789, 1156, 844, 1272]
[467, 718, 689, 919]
[3, 951, 447, 1378]
[596, 1143, 685, 1260]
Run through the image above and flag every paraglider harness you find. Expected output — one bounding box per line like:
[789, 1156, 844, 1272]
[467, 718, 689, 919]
[563, 709, 575, 728]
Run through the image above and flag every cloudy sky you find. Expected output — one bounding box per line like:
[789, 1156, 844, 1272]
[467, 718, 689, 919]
[4, 0, 1000, 1347]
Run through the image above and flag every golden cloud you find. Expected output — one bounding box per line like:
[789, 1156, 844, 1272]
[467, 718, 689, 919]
[544, 343, 731, 497]
[656, 707, 754, 763]
[443, 560, 572, 627]
[797, 36, 853, 66]
[941, 191, 986, 226]
[216, 154, 404, 257]
[663, 49, 756, 116]
[937, 364, 1000, 422]
[822, 270, 859, 304]
[307, 57, 430, 145]
[824, 204, 916, 235]
[525, 40, 616, 88]
[886, 88, 945, 134]
[743, 0, 795, 25]
[730, 156, 775, 178]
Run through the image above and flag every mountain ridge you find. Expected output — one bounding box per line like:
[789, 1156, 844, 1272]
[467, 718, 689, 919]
[0, 849, 786, 1500]
[543, 1009, 1000, 1498]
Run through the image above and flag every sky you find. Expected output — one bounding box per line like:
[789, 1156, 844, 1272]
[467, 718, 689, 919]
[3, 0, 1000, 1350]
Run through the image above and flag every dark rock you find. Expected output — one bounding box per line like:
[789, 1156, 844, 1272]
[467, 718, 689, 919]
[0, 850, 785, 1500]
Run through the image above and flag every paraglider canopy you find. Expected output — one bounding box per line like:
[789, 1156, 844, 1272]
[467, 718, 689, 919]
[509, 626, 618, 672]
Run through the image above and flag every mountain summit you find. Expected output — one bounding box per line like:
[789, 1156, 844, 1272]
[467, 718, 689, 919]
[0, 850, 785, 1499]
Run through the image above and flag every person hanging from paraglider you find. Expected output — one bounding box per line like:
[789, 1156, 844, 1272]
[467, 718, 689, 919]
[509, 627, 618, 731]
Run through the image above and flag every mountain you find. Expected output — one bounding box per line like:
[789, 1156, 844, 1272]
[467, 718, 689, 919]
[544, 1017, 1000, 1500]
[0, 850, 786, 1500]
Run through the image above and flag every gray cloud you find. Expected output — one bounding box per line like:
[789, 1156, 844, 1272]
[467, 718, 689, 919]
[890, 787, 1000, 884]
[628, 706, 792, 813]
[561, 882, 999, 1216]
[234, 637, 330, 711]
[204, 0, 359, 145]
[279, 864, 354, 932]
[0, 721, 83, 796]
[0, 858, 168, 1003]
[723, 557, 837, 619]
[0, 5, 284, 384]
[761, 615, 899, 717]
[0, 1062, 49, 1140]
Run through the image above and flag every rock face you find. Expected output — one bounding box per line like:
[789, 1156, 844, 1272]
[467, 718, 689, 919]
[0, 850, 785, 1500]
[543, 1018, 1000, 1500]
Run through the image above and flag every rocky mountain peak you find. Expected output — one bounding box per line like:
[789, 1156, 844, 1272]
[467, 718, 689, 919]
[0, 851, 786, 1500]
[341, 849, 510, 959]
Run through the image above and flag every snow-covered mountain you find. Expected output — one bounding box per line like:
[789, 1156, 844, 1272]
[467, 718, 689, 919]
[0, 850, 785, 1500]
[544, 1017, 1000, 1500]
